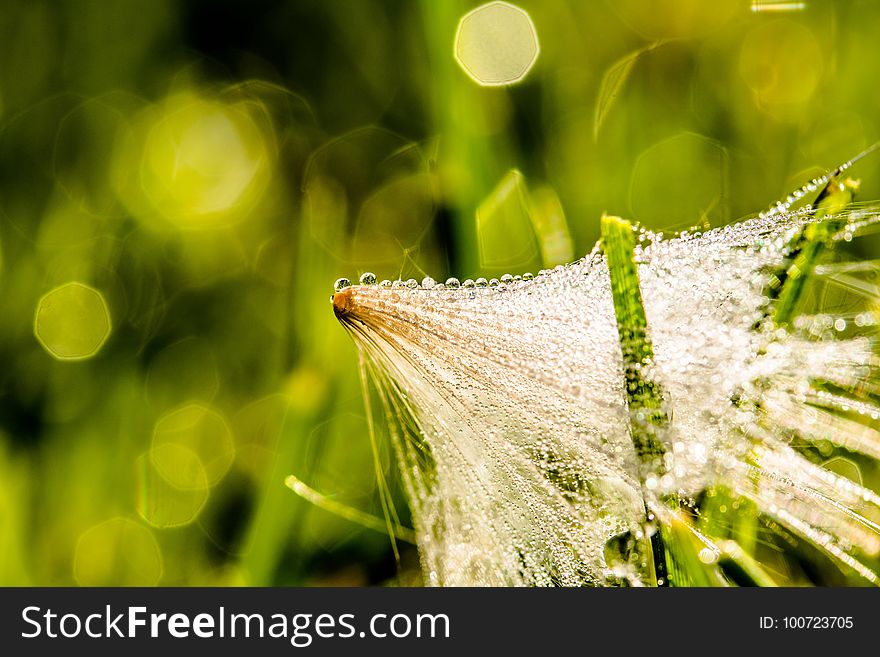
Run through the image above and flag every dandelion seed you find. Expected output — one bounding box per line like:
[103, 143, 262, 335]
[327, 159, 880, 587]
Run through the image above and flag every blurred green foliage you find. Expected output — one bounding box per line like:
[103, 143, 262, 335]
[1, 0, 880, 585]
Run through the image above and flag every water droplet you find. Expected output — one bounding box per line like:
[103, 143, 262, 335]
[445, 277, 461, 288]
[698, 548, 717, 564]
[500, 274, 514, 284]
[475, 277, 489, 287]
[334, 278, 351, 292]
[359, 272, 377, 286]
[422, 276, 436, 289]
[463, 279, 476, 288]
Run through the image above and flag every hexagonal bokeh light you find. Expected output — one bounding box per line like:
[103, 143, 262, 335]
[455, 2, 539, 86]
[34, 282, 112, 360]
[151, 403, 235, 486]
[73, 517, 162, 586]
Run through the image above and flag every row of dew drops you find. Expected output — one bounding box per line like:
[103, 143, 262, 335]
[331, 223, 661, 295]
[334, 271, 539, 293]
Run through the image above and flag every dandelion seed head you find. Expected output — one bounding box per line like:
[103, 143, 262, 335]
[334, 205, 880, 586]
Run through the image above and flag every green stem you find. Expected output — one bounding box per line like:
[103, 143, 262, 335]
[772, 176, 858, 326]
[601, 215, 667, 469]
[601, 214, 670, 586]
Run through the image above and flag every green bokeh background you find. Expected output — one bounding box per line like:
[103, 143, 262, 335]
[1, 0, 879, 585]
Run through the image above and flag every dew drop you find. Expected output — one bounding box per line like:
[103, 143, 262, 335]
[334, 278, 351, 292]
[698, 548, 717, 565]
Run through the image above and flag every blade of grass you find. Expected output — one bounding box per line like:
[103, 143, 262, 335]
[717, 539, 779, 587]
[594, 42, 665, 141]
[601, 214, 671, 586]
[285, 474, 416, 543]
[773, 176, 860, 326]
[664, 511, 730, 587]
